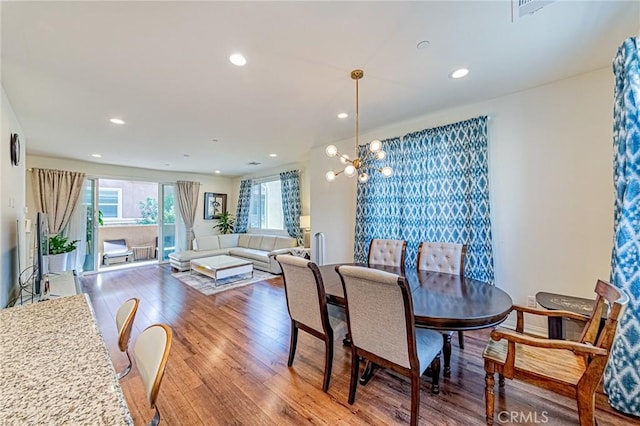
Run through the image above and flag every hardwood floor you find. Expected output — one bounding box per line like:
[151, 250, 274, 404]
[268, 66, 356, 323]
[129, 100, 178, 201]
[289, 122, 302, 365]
[82, 265, 639, 425]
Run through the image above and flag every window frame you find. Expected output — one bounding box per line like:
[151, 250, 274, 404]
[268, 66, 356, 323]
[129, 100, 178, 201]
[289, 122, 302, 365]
[98, 187, 123, 220]
[247, 176, 286, 234]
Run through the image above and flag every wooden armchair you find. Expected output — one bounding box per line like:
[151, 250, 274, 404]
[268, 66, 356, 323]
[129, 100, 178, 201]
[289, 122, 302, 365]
[483, 280, 628, 426]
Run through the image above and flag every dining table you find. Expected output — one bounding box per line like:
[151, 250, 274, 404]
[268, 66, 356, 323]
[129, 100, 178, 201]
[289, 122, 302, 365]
[317, 263, 513, 376]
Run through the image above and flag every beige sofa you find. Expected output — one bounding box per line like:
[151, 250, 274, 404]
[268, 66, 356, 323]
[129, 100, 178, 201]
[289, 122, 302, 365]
[169, 233, 298, 274]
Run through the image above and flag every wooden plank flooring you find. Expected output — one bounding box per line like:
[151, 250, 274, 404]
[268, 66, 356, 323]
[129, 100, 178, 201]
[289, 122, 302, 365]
[81, 265, 639, 425]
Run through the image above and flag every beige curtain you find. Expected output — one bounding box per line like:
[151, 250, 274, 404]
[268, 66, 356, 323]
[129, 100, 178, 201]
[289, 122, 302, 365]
[176, 180, 200, 250]
[32, 168, 86, 234]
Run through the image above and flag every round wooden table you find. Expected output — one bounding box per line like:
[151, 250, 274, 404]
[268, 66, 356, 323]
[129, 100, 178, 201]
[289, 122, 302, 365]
[318, 263, 513, 376]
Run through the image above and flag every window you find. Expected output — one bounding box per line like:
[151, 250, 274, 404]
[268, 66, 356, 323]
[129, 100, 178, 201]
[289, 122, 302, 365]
[249, 178, 284, 230]
[98, 188, 122, 219]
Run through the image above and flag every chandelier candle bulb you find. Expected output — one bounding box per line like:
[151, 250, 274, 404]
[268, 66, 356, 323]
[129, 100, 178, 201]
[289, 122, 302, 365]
[325, 69, 393, 182]
[325, 145, 338, 157]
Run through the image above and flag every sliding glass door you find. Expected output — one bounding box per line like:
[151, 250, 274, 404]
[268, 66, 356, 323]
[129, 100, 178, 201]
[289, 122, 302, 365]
[159, 184, 176, 262]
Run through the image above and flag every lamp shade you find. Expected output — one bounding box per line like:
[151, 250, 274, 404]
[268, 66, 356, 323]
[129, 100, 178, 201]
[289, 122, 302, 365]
[299, 215, 311, 229]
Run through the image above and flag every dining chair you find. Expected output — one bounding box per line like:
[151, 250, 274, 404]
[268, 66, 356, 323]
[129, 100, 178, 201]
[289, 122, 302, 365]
[368, 239, 406, 269]
[483, 280, 628, 426]
[115, 297, 139, 379]
[417, 242, 466, 376]
[275, 254, 346, 391]
[134, 323, 173, 426]
[336, 265, 442, 426]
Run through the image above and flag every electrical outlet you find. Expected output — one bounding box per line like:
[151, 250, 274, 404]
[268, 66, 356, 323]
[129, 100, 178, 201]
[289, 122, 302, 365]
[527, 295, 537, 308]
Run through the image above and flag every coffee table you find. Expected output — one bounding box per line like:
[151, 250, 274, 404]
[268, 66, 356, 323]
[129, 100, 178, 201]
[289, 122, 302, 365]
[190, 255, 253, 286]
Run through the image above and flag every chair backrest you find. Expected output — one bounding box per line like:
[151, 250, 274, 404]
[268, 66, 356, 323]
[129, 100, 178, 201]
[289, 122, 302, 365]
[368, 239, 407, 268]
[104, 239, 128, 253]
[337, 265, 417, 370]
[116, 298, 139, 352]
[579, 280, 629, 349]
[416, 242, 466, 275]
[133, 324, 173, 408]
[275, 254, 329, 335]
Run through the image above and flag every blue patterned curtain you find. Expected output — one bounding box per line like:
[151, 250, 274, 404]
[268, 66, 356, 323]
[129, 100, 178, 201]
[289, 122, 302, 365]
[604, 36, 640, 417]
[280, 170, 302, 240]
[354, 137, 403, 262]
[234, 179, 252, 233]
[354, 116, 494, 283]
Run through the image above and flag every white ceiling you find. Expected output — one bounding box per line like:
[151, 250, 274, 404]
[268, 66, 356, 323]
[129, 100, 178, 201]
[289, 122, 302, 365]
[2, 1, 638, 177]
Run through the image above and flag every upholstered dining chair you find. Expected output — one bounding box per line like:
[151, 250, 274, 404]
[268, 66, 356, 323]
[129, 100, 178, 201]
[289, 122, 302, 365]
[336, 265, 442, 426]
[417, 242, 466, 376]
[275, 254, 346, 392]
[134, 323, 173, 426]
[483, 280, 628, 426]
[368, 239, 407, 269]
[115, 297, 139, 379]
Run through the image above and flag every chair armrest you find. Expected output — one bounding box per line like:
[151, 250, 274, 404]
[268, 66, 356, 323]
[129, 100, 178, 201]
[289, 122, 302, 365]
[512, 304, 589, 333]
[491, 327, 607, 356]
[512, 304, 590, 321]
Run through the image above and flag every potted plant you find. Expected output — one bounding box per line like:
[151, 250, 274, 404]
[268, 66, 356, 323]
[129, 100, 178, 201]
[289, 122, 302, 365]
[213, 211, 235, 234]
[47, 234, 80, 273]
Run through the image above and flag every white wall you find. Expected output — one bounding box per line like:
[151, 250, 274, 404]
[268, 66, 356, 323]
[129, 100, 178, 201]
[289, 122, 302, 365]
[310, 67, 614, 334]
[25, 156, 235, 249]
[1, 87, 27, 307]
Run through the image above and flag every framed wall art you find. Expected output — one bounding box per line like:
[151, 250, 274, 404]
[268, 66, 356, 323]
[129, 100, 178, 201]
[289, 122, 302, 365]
[204, 192, 227, 220]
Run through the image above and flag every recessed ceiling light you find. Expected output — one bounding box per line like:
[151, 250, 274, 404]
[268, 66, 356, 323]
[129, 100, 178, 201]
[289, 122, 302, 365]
[211, 139, 219, 143]
[91, 154, 102, 158]
[337, 113, 349, 119]
[109, 118, 125, 125]
[229, 53, 247, 66]
[165, 163, 170, 166]
[214, 170, 221, 174]
[416, 40, 430, 50]
[450, 68, 470, 79]
[183, 154, 190, 157]
[269, 153, 277, 157]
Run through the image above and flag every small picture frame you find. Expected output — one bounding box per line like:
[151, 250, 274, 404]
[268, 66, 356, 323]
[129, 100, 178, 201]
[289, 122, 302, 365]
[204, 192, 226, 220]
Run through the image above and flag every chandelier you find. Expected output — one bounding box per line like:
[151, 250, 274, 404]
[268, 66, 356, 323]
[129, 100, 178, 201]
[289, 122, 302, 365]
[325, 69, 393, 183]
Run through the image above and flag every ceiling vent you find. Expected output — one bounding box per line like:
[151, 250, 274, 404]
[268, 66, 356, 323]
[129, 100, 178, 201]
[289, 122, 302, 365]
[512, 0, 555, 21]
[247, 161, 262, 166]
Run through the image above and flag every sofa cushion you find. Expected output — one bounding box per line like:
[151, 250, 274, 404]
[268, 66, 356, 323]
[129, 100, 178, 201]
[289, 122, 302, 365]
[259, 236, 276, 251]
[248, 235, 263, 249]
[229, 248, 270, 263]
[194, 235, 220, 251]
[274, 236, 297, 250]
[218, 234, 239, 248]
[238, 234, 251, 248]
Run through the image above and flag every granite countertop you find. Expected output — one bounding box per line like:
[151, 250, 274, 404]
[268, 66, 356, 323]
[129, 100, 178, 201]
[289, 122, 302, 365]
[0, 294, 133, 425]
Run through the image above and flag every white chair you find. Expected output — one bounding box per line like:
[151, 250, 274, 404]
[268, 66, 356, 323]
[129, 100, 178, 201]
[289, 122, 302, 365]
[367, 239, 406, 268]
[336, 265, 441, 426]
[417, 242, 466, 376]
[134, 324, 173, 426]
[275, 254, 346, 391]
[115, 298, 139, 379]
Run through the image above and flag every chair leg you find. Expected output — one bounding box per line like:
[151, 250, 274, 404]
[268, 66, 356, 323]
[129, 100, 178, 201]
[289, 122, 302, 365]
[430, 355, 440, 394]
[458, 331, 464, 349]
[348, 349, 360, 404]
[117, 349, 133, 379]
[322, 333, 333, 392]
[287, 320, 298, 367]
[576, 390, 596, 426]
[485, 363, 496, 425]
[410, 373, 421, 426]
[498, 374, 505, 387]
[442, 333, 452, 377]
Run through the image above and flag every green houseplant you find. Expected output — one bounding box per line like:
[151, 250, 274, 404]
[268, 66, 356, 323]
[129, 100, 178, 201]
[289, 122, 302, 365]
[48, 234, 79, 255]
[47, 234, 80, 273]
[213, 211, 235, 234]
